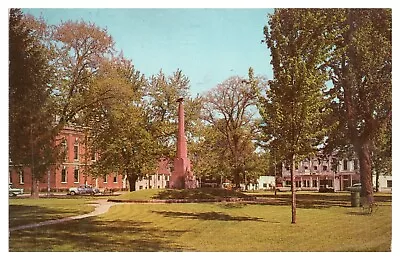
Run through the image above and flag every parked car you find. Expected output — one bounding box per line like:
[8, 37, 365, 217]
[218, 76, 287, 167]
[347, 183, 362, 192]
[276, 186, 291, 192]
[9, 184, 24, 197]
[68, 185, 99, 195]
[319, 185, 335, 193]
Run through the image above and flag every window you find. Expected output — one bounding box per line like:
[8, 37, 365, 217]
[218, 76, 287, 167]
[323, 165, 328, 171]
[62, 139, 68, 161]
[354, 159, 359, 170]
[313, 180, 318, 187]
[139, 185, 143, 190]
[19, 170, 24, 184]
[61, 167, 67, 183]
[149, 175, 152, 180]
[74, 144, 79, 160]
[113, 174, 117, 183]
[304, 166, 309, 170]
[103, 174, 108, 183]
[74, 167, 79, 183]
[343, 160, 348, 171]
[387, 180, 392, 188]
[165, 175, 168, 180]
[313, 166, 318, 171]
[91, 150, 96, 161]
[158, 175, 161, 181]
[296, 181, 301, 187]
[286, 181, 292, 186]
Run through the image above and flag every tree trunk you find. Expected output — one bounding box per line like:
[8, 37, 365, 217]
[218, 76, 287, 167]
[357, 141, 374, 203]
[30, 175, 40, 199]
[290, 154, 296, 224]
[233, 168, 240, 188]
[375, 172, 380, 192]
[127, 174, 138, 192]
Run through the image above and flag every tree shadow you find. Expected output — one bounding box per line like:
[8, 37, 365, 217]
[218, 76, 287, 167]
[9, 204, 92, 228]
[346, 211, 372, 216]
[152, 188, 250, 200]
[9, 218, 191, 252]
[249, 193, 392, 210]
[151, 210, 268, 222]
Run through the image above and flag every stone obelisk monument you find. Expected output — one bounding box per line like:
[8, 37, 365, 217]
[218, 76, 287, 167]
[170, 97, 197, 189]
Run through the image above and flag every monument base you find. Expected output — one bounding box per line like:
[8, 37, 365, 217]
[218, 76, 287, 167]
[170, 158, 198, 189]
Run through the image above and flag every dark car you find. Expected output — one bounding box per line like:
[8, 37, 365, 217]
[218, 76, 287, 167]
[347, 183, 362, 192]
[319, 185, 335, 193]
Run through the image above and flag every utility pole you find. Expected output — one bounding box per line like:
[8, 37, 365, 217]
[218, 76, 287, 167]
[47, 170, 50, 196]
[274, 159, 277, 196]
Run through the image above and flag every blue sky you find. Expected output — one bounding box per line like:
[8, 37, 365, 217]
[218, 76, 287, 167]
[23, 8, 274, 97]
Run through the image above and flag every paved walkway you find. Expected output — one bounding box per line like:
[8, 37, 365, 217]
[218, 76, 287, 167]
[10, 200, 118, 232]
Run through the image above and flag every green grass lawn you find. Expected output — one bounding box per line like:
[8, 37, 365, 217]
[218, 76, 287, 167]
[9, 197, 96, 228]
[9, 191, 392, 252]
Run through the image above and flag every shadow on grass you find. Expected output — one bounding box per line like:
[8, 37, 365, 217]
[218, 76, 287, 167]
[346, 211, 373, 216]
[151, 188, 250, 200]
[151, 210, 268, 222]
[9, 205, 92, 228]
[9, 218, 190, 252]
[250, 193, 392, 210]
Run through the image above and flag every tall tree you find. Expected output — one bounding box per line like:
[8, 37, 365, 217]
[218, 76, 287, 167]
[260, 9, 332, 223]
[326, 9, 392, 203]
[191, 124, 233, 187]
[145, 69, 202, 160]
[202, 76, 260, 188]
[9, 8, 56, 197]
[81, 55, 155, 191]
[15, 13, 129, 197]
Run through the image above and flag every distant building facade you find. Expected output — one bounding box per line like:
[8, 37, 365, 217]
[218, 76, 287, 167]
[135, 158, 171, 190]
[372, 174, 392, 192]
[279, 156, 361, 191]
[9, 126, 171, 193]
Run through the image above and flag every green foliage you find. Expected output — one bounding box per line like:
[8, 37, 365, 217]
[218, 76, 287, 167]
[324, 9, 392, 197]
[9, 9, 57, 183]
[145, 69, 201, 159]
[260, 9, 332, 165]
[201, 76, 262, 187]
[84, 60, 158, 190]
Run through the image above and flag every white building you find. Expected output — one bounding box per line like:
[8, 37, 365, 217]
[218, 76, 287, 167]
[135, 173, 170, 190]
[257, 176, 276, 190]
[372, 175, 392, 192]
[240, 175, 276, 190]
[133, 158, 172, 190]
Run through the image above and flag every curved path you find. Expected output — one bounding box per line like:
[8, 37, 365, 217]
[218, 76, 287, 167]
[10, 200, 119, 232]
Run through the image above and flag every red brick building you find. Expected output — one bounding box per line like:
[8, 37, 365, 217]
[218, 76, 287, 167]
[9, 126, 125, 193]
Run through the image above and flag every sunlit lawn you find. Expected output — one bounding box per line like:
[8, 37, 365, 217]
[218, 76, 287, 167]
[9, 190, 392, 252]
